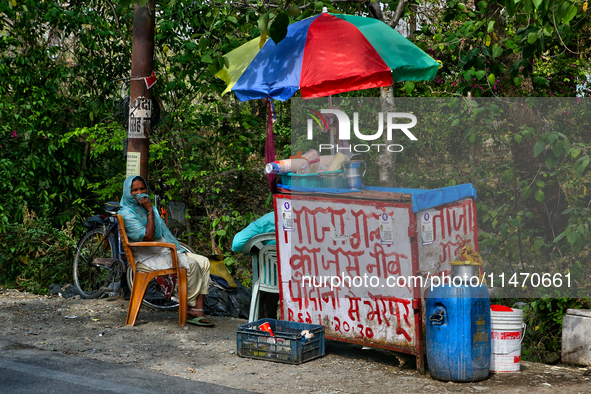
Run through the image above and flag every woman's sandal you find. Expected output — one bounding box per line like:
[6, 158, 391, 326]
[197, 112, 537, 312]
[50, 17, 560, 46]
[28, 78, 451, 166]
[187, 316, 215, 327]
[187, 308, 214, 327]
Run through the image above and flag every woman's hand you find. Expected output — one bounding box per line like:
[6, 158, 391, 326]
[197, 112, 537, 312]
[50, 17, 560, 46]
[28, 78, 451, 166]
[134, 195, 153, 213]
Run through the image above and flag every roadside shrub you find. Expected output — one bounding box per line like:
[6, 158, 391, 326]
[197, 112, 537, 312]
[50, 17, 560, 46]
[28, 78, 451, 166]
[521, 298, 591, 364]
[493, 297, 591, 364]
[0, 206, 76, 294]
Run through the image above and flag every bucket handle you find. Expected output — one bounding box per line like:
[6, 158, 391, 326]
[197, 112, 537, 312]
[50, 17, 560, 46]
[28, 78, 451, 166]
[360, 161, 366, 177]
[519, 322, 527, 345]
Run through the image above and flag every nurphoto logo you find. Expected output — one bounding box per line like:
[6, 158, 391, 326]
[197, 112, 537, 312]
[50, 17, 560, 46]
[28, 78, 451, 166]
[306, 108, 418, 154]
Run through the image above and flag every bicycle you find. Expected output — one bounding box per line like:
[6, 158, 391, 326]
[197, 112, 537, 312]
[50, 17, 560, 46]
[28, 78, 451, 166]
[73, 192, 195, 311]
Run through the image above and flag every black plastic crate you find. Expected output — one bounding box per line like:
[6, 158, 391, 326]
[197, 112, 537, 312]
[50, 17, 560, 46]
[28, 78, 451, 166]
[236, 318, 325, 364]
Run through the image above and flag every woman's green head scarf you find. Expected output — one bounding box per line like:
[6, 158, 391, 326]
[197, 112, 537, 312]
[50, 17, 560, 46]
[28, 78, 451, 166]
[119, 175, 184, 252]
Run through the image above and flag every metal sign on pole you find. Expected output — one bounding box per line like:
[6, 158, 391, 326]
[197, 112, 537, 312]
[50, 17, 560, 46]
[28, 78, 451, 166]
[126, 0, 155, 180]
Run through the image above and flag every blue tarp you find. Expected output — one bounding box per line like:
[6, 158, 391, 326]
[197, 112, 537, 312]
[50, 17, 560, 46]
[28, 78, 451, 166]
[278, 183, 477, 213]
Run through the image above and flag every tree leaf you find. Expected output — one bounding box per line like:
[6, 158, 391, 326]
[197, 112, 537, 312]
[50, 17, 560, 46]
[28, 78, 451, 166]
[404, 81, 415, 94]
[215, 56, 225, 72]
[563, 138, 572, 156]
[501, 223, 509, 237]
[545, 152, 560, 169]
[199, 38, 211, 51]
[287, 5, 301, 17]
[475, 70, 486, 80]
[534, 189, 545, 203]
[493, 45, 503, 58]
[487, 20, 495, 33]
[552, 140, 564, 158]
[527, 32, 537, 44]
[488, 73, 496, 85]
[532, 0, 542, 9]
[566, 230, 578, 245]
[514, 134, 523, 143]
[571, 148, 581, 158]
[533, 76, 549, 86]
[207, 63, 219, 74]
[575, 158, 590, 178]
[269, 12, 289, 45]
[562, 4, 578, 24]
[573, 156, 586, 170]
[522, 0, 534, 13]
[257, 12, 269, 34]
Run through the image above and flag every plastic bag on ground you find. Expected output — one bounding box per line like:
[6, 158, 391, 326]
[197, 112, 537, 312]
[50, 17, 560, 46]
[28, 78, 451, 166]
[204, 284, 251, 319]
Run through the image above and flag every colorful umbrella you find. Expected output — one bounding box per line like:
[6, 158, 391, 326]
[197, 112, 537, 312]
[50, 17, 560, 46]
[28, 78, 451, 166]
[216, 10, 440, 102]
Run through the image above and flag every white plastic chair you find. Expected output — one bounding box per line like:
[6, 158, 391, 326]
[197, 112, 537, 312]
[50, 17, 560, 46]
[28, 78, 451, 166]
[242, 232, 278, 322]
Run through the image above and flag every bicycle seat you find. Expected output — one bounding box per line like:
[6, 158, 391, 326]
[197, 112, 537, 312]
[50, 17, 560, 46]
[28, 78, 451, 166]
[104, 201, 122, 214]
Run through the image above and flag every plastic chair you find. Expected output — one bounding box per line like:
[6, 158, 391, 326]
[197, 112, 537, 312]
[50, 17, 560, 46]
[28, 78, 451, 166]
[242, 232, 278, 322]
[116, 215, 188, 327]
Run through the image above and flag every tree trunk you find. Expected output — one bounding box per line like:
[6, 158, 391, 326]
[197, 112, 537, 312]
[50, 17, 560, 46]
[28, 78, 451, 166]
[376, 85, 397, 187]
[367, 0, 410, 188]
[466, 93, 478, 186]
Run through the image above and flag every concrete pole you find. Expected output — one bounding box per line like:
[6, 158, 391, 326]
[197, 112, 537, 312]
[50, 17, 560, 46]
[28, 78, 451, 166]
[126, 0, 155, 180]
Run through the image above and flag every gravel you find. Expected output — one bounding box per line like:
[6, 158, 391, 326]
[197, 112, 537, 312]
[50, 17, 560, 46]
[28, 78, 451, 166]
[1, 289, 590, 394]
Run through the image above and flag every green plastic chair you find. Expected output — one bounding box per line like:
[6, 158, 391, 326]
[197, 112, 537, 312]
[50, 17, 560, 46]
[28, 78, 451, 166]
[242, 232, 278, 322]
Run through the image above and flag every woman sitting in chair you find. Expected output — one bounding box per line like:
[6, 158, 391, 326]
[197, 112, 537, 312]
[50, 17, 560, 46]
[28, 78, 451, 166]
[120, 175, 214, 327]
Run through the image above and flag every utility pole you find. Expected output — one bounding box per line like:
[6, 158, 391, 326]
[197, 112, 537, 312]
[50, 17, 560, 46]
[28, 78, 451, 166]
[126, 0, 156, 180]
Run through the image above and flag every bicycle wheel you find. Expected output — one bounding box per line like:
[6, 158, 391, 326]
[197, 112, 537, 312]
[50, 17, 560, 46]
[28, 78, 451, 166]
[73, 228, 116, 299]
[179, 241, 195, 254]
[127, 262, 180, 311]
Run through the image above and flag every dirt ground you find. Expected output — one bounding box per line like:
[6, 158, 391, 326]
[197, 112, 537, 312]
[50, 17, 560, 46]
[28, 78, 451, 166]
[2, 289, 591, 394]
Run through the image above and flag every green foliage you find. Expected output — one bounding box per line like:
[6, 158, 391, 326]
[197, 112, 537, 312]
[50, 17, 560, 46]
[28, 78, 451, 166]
[0, 206, 76, 294]
[521, 298, 591, 362]
[527, 108, 591, 254]
[0, 0, 131, 230]
[208, 210, 259, 279]
[210, 210, 257, 253]
[412, 0, 590, 97]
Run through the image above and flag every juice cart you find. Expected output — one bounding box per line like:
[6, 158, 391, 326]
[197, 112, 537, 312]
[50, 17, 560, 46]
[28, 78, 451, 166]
[273, 184, 478, 372]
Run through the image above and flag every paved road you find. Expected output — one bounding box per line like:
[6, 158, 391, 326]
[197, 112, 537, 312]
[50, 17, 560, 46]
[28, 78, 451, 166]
[0, 339, 256, 394]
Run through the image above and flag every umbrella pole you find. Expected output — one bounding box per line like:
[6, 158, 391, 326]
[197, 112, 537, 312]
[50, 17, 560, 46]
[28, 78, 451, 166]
[265, 99, 277, 193]
[328, 95, 335, 156]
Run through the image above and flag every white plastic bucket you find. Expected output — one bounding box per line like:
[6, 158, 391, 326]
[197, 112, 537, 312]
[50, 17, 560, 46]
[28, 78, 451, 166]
[490, 308, 526, 373]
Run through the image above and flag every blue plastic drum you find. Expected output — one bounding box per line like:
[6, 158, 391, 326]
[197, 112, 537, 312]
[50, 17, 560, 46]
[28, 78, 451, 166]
[426, 283, 491, 382]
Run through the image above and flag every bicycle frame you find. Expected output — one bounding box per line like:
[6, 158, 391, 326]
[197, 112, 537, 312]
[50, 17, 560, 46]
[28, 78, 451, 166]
[85, 213, 127, 272]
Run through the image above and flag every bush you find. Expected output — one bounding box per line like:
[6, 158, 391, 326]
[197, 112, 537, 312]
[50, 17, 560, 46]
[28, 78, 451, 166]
[0, 206, 76, 294]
